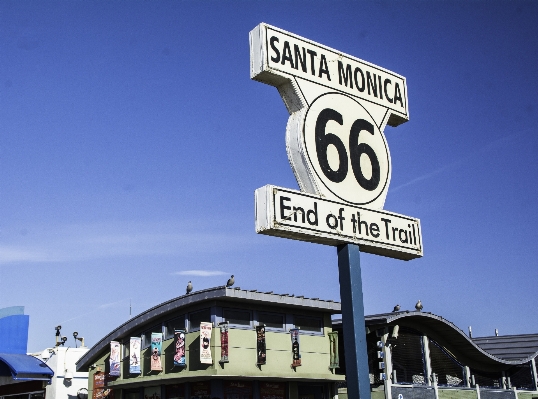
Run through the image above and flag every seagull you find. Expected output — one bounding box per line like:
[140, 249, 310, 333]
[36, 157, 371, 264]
[415, 300, 423, 312]
[226, 275, 235, 287]
[393, 304, 401, 312]
[186, 281, 193, 294]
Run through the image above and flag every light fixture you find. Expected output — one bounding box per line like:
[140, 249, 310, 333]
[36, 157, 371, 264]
[73, 331, 85, 348]
[64, 369, 73, 380]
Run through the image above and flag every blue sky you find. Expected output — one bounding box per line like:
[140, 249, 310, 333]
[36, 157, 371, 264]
[1, 1, 537, 352]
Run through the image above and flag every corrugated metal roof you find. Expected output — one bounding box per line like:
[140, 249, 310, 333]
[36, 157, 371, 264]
[473, 334, 538, 361]
[334, 311, 538, 372]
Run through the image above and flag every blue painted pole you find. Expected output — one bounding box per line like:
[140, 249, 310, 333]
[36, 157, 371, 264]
[337, 243, 371, 399]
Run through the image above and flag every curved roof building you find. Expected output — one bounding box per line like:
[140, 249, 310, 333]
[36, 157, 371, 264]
[76, 288, 538, 399]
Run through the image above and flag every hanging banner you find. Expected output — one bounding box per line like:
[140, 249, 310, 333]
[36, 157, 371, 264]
[150, 333, 163, 371]
[290, 328, 301, 367]
[260, 382, 285, 399]
[219, 322, 229, 363]
[173, 330, 186, 367]
[200, 322, 212, 364]
[129, 337, 141, 374]
[256, 325, 266, 365]
[109, 341, 121, 377]
[328, 331, 339, 369]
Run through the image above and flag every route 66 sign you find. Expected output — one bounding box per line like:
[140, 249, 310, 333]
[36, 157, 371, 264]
[250, 23, 408, 209]
[250, 23, 422, 259]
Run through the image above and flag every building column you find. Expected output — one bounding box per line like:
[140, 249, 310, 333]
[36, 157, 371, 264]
[531, 359, 538, 392]
[382, 329, 393, 399]
[422, 336, 433, 386]
[464, 366, 471, 388]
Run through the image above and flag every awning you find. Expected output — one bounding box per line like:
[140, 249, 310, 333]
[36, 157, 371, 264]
[0, 353, 53, 381]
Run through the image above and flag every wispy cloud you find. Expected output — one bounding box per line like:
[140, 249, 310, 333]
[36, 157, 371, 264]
[58, 299, 129, 324]
[0, 221, 257, 265]
[390, 130, 526, 193]
[172, 270, 228, 277]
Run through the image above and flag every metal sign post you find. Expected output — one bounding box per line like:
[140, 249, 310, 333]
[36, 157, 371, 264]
[249, 23, 423, 399]
[338, 243, 371, 399]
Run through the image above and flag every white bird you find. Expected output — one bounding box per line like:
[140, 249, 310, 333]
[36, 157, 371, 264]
[415, 300, 423, 312]
[226, 275, 235, 287]
[393, 304, 401, 312]
[186, 281, 193, 294]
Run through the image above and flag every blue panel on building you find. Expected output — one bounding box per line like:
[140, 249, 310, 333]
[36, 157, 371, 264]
[0, 315, 29, 354]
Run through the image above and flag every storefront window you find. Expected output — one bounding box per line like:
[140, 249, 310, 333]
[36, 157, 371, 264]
[260, 382, 286, 399]
[190, 381, 211, 399]
[165, 384, 185, 399]
[298, 384, 325, 399]
[223, 381, 252, 399]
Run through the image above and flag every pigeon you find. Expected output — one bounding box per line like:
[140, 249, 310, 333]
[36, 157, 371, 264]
[186, 281, 193, 294]
[415, 300, 423, 312]
[393, 304, 401, 312]
[226, 275, 235, 287]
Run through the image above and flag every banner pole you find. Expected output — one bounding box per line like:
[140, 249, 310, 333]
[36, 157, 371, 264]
[337, 243, 371, 399]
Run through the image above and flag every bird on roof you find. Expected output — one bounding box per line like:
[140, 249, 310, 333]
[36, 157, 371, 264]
[186, 281, 193, 294]
[415, 300, 423, 311]
[226, 275, 235, 287]
[393, 304, 401, 312]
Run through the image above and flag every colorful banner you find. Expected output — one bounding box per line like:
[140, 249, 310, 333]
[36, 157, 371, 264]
[173, 330, 186, 367]
[219, 322, 229, 363]
[200, 322, 212, 364]
[223, 381, 252, 399]
[256, 325, 266, 365]
[191, 381, 210, 399]
[165, 384, 185, 399]
[109, 341, 121, 377]
[260, 382, 285, 399]
[150, 332, 163, 371]
[328, 331, 339, 369]
[129, 337, 141, 374]
[290, 328, 301, 367]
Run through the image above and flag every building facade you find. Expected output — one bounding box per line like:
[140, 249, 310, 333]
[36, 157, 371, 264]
[76, 287, 344, 399]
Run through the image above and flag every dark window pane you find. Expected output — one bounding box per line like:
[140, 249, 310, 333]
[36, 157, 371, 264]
[165, 315, 185, 339]
[223, 309, 251, 326]
[142, 324, 162, 348]
[294, 316, 322, 332]
[189, 308, 211, 330]
[259, 312, 284, 329]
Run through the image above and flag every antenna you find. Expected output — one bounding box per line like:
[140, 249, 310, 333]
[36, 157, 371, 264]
[130, 299, 132, 316]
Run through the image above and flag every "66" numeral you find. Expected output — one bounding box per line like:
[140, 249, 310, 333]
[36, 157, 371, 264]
[315, 108, 380, 191]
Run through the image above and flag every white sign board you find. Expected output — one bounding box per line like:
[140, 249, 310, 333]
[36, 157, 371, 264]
[250, 23, 422, 260]
[256, 185, 423, 260]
